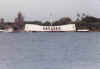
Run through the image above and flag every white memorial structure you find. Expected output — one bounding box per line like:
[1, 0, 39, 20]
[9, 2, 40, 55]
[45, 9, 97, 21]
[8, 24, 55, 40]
[24, 24, 76, 32]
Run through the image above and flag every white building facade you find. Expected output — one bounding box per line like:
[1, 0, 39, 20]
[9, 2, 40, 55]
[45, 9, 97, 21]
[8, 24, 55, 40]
[24, 24, 76, 32]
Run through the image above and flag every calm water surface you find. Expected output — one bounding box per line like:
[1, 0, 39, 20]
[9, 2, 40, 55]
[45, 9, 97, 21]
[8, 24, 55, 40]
[0, 32, 100, 69]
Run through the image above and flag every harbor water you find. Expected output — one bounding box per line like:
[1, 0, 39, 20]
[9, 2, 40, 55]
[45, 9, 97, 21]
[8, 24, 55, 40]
[0, 32, 100, 69]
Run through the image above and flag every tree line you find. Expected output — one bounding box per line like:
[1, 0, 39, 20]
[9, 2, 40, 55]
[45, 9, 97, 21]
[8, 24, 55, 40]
[1, 13, 100, 31]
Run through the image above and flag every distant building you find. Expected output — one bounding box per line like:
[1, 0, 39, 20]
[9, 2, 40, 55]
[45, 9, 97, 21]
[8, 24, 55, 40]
[14, 12, 24, 31]
[15, 12, 24, 25]
[0, 18, 4, 24]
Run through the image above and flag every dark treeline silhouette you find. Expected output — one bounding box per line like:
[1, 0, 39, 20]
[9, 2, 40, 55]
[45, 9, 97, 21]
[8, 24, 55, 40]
[24, 15, 100, 31]
[24, 17, 73, 26]
[76, 14, 100, 31]
[0, 12, 100, 31]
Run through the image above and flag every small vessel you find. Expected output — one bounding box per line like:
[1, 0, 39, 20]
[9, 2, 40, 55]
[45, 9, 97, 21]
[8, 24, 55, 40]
[4, 28, 14, 32]
[77, 29, 89, 32]
[0, 29, 5, 32]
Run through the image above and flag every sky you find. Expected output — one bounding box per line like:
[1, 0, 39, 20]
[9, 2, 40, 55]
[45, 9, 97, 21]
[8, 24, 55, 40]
[0, 0, 100, 22]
